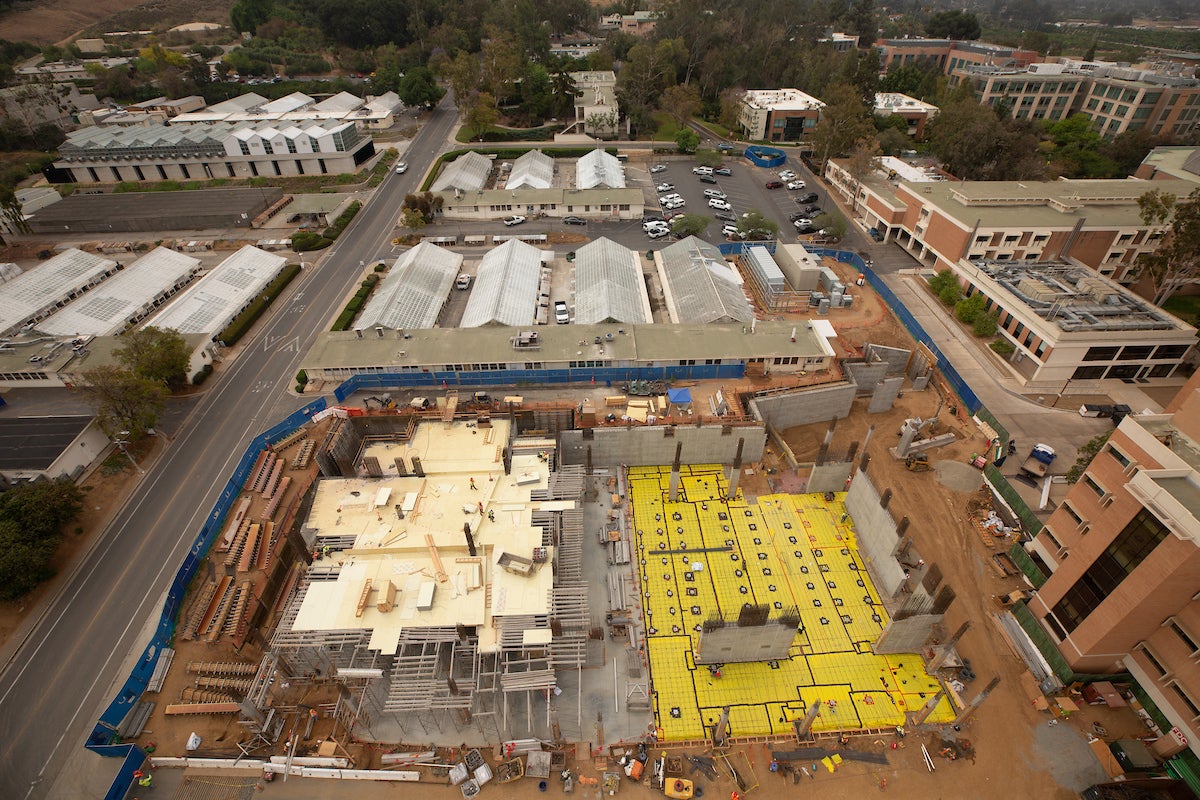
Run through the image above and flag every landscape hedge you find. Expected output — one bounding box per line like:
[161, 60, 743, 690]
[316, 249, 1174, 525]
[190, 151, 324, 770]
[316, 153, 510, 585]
[216, 263, 302, 346]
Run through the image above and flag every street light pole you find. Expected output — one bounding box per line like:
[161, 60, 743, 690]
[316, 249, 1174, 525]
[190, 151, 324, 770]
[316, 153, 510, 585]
[114, 431, 145, 475]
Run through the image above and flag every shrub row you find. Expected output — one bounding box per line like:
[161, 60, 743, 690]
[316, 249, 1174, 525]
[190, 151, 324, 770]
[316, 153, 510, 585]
[292, 231, 332, 251]
[192, 363, 214, 385]
[322, 200, 362, 240]
[216, 263, 302, 345]
[330, 274, 381, 332]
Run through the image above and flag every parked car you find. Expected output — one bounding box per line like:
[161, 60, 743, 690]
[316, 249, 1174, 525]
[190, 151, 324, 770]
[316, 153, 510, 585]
[793, 217, 813, 227]
[647, 227, 669, 239]
[656, 183, 675, 193]
[714, 211, 737, 222]
[703, 189, 727, 200]
[395, 162, 408, 174]
[795, 223, 817, 234]
[503, 215, 526, 226]
[708, 198, 732, 211]
[718, 142, 735, 152]
[869, 227, 886, 242]
[765, 180, 784, 189]
[698, 174, 718, 184]
[554, 300, 570, 324]
[563, 216, 587, 226]
[714, 167, 732, 176]
[803, 205, 823, 215]
[797, 192, 819, 204]
[662, 200, 685, 210]
[649, 164, 667, 173]
[786, 180, 806, 190]
[692, 166, 714, 175]
[779, 170, 796, 180]
[722, 225, 743, 239]
[455, 274, 471, 289]
[643, 219, 667, 232]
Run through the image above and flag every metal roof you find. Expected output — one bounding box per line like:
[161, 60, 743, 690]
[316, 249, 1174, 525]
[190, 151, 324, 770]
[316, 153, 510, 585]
[356, 242, 463, 330]
[576, 149, 625, 189]
[431, 151, 492, 192]
[573, 237, 651, 325]
[143, 245, 287, 336]
[0, 248, 118, 336]
[36, 247, 201, 337]
[658, 237, 755, 324]
[506, 150, 554, 190]
[460, 240, 543, 327]
[0, 416, 93, 471]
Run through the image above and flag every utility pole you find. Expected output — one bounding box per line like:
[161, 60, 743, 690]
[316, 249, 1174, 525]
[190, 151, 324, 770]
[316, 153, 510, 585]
[114, 431, 144, 475]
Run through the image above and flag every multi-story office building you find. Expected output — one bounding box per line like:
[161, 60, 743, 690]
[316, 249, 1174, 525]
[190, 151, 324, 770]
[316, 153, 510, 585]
[737, 89, 825, 143]
[1027, 374, 1200, 760]
[875, 38, 1039, 73]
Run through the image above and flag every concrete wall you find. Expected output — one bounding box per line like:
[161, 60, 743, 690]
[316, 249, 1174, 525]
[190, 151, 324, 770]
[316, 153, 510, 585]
[865, 344, 912, 375]
[845, 473, 907, 597]
[749, 383, 855, 430]
[558, 424, 766, 468]
[873, 614, 944, 654]
[844, 362, 888, 394]
[696, 619, 797, 664]
[867, 377, 904, 414]
[808, 462, 853, 494]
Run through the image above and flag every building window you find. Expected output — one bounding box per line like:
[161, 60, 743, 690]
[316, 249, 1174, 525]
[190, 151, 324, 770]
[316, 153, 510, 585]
[1063, 503, 1084, 526]
[1083, 346, 1120, 362]
[1141, 644, 1168, 677]
[1120, 345, 1154, 360]
[1155, 344, 1190, 360]
[1083, 475, 1105, 499]
[1171, 621, 1200, 654]
[1073, 365, 1106, 380]
[1106, 446, 1130, 469]
[1170, 682, 1200, 719]
[1050, 509, 1170, 633]
[239, 140, 250, 155]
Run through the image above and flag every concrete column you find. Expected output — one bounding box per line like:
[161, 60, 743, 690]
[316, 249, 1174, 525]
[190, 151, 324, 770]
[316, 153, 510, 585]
[926, 622, 970, 672]
[953, 677, 1000, 728]
[910, 688, 947, 725]
[816, 418, 838, 466]
[880, 488, 893, 509]
[726, 438, 744, 498]
[897, 516, 910, 537]
[668, 443, 683, 501]
[794, 698, 822, 739]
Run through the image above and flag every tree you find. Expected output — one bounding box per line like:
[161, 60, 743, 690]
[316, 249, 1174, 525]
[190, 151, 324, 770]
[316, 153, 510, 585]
[675, 128, 700, 153]
[585, 109, 619, 139]
[400, 207, 427, 230]
[660, 83, 700, 129]
[925, 10, 980, 40]
[738, 209, 778, 240]
[230, 0, 274, 33]
[669, 214, 710, 238]
[115, 326, 190, 390]
[954, 293, 987, 323]
[844, 137, 882, 213]
[0, 521, 58, 601]
[479, 27, 522, 100]
[0, 479, 84, 600]
[0, 184, 29, 245]
[813, 211, 846, 239]
[397, 66, 443, 108]
[929, 270, 962, 306]
[973, 312, 998, 337]
[717, 88, 744, 133]
[1137, 188, 1200, 305]
[1065, 432, 1112, 484]
[809, 83, 875, 170]
[549, 68, 581, 119]
[401, 191, 443, 224]
[926, 97, 1047, 181]
[442, 50, 480, 110]
[463, 91, 499, 139]
[81, 367, 167, 440]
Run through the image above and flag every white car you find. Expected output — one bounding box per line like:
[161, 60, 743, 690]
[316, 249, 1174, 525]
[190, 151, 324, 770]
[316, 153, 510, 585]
[786, 180, 806, 190]
[395, 162, 408, 174]
[703, 189, 727, 200]
[503, 215, 526, 226]
[708, 198, 732, 211]
[647, 228, 669, 239]
[779, 170, 796, 180]
[656, 183, 675, 193]
[643, 220, 667, 232]
[554, 300, 570, 324]
[692, 166, 714, 176]
[649, 164, 667, 173]
[662, 199, 685, 209]
[793, 217, 813, 227]
[722, 225, 743, 239]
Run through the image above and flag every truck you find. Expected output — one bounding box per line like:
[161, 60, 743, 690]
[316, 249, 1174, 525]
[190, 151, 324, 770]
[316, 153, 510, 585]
[1019, 443, 1056, 479]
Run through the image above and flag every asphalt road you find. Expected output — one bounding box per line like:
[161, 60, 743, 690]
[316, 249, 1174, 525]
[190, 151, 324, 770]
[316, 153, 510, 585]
[0, 93, 461, 800]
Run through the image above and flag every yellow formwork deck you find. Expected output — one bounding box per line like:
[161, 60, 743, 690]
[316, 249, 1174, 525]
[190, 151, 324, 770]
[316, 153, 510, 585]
[629, 465, 955, 741]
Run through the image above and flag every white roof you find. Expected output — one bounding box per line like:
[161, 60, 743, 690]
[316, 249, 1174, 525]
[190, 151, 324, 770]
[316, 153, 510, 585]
[573, 237, 651, 324]
[207, 92, 269, 113]
[874, 92, 939, 114]
[262, 92, 315, 114]
[0, 249, 118, 335]
[742, 88, 825, 112]
[659, 237, 755, 324]
[431, 151, 492, 192]
[576, 149, 625, 189]
[36, 248, 201, 337]
[506, 150, 554, 190]
[315, 91, 365, 113]
[460, 240, 542, 327]
[356, 243, 463, 330]
[144, 245, 286, 336]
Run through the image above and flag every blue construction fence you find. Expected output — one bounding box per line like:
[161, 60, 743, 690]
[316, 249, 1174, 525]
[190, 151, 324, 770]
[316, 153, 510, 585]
[744, 145, 787, 169]
[89, 399, 327, 796]
[333, 364, 746, 402]
[811, 248, 982, 416]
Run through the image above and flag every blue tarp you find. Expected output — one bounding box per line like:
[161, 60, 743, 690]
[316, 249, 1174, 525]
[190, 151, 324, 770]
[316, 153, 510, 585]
[667, 388, 692, 404]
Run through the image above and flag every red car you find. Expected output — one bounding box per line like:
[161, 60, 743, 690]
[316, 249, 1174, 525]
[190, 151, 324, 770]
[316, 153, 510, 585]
[765, 180, 784, 189]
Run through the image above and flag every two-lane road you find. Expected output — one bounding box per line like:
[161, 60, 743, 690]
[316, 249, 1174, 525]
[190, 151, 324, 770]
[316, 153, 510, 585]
[0, 94, 460, 800]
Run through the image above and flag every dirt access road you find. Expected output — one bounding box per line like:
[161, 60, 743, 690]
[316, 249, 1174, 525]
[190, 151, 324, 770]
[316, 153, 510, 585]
[0, 0, 231, 45]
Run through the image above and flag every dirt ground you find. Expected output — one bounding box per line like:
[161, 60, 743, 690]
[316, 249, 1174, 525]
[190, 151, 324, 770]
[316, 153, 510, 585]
[0, 0, 233, 44]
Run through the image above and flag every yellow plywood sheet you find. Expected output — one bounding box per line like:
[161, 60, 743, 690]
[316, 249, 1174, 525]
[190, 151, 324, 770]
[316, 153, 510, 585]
[630, 465, 955, 741]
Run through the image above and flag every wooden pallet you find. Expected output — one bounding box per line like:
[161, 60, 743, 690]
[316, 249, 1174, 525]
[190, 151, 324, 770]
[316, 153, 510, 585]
[969, 516, 997, 549]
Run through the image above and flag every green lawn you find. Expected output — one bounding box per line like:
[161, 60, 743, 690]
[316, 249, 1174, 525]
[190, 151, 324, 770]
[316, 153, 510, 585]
[1163, 294, 1200, 327]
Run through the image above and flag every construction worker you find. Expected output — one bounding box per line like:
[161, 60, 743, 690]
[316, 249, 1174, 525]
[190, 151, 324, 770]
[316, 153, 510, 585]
[469, 477, 477, 490]
[487, 510, 495, 522]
